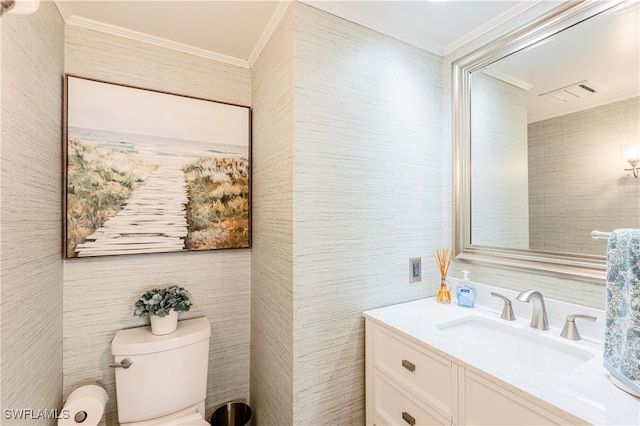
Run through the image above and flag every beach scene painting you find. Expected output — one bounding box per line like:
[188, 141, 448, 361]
[64, 75, 250, 258]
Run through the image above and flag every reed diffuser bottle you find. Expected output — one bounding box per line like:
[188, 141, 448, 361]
[434, 248, 454, 304]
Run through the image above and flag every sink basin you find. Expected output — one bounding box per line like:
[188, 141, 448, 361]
[436, 316, 594, 375]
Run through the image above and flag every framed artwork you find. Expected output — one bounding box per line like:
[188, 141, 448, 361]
[63, 75, 251, 258]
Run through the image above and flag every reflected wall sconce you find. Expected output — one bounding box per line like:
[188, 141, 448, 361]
[624, 145, 640, 178]
[0, 0, 16, 16]
[626, 158, 640, 178]
[1, 0, 40, 17]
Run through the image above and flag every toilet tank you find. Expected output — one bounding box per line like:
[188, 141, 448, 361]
[111, 317, 211, 424]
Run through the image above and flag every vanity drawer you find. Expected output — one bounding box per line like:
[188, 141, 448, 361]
[373, 325, 456, 422]
[373, 372, 449, 426]
[460, 370, 575, 426]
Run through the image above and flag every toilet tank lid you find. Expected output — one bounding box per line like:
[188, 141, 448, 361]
[111, 317, 211, 355]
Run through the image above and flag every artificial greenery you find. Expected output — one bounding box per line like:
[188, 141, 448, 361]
[133, 286, 192, 317]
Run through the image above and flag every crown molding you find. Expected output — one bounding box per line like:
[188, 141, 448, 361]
[529, 91, 640, 123]
[443, 1, 541, 57]
[248, 1, 291, 68]
[66, 15, 250, 69]
[481, 68, 533, 91]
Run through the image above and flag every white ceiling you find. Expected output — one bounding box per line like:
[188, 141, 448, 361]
[53, 0, 531, 67]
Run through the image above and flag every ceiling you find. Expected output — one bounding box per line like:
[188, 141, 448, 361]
[53, 0, 531, 66]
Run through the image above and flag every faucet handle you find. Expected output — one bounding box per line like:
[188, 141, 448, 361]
[560, 314, 597, 341]
[490, 292, 516, 321]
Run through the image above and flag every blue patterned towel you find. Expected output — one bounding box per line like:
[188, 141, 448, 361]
[604, 229, 640, 396]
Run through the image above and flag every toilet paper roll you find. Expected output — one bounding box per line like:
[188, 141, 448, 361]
[59, 385, 108, 426]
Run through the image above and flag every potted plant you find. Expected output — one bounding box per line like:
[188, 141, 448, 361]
[133, 285, 192, 335]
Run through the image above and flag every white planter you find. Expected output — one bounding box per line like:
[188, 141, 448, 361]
[149, 310, 179, 335]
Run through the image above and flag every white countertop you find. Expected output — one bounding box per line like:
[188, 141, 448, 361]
[363, 296, 640, 426]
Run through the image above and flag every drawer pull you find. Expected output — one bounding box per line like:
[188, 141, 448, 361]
[401, 359, 415, 372]
[402, 411, 416, 426]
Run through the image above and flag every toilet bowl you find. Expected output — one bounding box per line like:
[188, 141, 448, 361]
[111, 317, 211, 425]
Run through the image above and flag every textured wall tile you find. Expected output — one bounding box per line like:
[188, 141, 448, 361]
[471, 73, 529, 248]
[63, 25, 251, 424]
[529, 97, 640, 255]
[250, 3, 295, 425]
[64, 26, 250, 108]
[291, 3, 444, 424]
[251, 3, 446, 424]
[1, 1, 64, 423]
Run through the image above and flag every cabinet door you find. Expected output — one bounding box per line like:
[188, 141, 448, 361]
[460, 370, 576, 425]
[373, 324, 457, 423]
[373, 372, 449, 426]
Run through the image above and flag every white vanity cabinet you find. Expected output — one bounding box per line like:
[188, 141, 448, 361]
[365, 318, 580, 426]
[368, 322, 457, 425]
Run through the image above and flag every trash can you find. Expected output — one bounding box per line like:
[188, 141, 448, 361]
[210, 402, 252, 426]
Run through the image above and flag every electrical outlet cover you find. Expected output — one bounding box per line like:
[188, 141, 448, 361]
[409, 257, 421, 283]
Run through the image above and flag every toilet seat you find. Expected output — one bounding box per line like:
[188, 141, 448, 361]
[168, 412, 209, 425]
[121, 406, 208, 426]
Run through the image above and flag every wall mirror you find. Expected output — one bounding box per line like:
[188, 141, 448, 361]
[454, 0, 639, 283]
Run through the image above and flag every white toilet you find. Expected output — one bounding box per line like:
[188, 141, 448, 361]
[111, 317, 211, 425]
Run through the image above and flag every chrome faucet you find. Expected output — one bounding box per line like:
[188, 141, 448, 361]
[490, 292, 516, 321]
[516, 290, 549, 330]
[560, 314, 597, 340]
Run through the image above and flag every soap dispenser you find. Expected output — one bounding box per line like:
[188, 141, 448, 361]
[456, 270, 476, 308]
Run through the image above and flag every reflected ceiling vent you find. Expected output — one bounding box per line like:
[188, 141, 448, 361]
[538, 80, 603, 103]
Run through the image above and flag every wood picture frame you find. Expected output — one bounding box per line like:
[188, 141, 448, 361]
[63, 75, 251, 258]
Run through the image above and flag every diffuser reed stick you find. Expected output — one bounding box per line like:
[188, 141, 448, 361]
[434, 248, 454, 304]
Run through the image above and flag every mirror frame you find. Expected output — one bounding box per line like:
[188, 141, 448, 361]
[453, 0, 632, 284]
